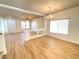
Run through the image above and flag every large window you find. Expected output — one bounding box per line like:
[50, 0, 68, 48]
[50, 19, 69, 35]
[21, 20, 30, 29]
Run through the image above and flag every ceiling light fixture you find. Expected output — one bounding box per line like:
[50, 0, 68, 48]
[46, 7, 55, 19]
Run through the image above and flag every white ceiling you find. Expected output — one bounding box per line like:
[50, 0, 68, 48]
[0, 0, 79, 19]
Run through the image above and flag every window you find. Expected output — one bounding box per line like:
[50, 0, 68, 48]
[50, 21, 58, 33]
[21, 21, 26, 29]
[0, 19, 8, 33]
[21, 20, 30, 29]
[50, 19, 69, 35]
[0, 19, 2, 32]
[31, 20, 37, 30]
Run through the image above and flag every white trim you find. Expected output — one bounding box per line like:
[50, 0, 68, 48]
[0, 4, 44, 16]
[47, 33, 79, 45]
[0, 35, 7, 56]
[25, 34, 46, 41]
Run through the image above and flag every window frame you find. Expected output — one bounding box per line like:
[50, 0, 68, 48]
[21, 20, 30, 30]
[50, 18, 69, 35]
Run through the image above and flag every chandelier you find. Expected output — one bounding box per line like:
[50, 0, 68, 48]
[46, 7, 55, 19]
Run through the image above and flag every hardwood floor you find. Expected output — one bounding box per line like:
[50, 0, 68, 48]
[3, 33, 79, 59]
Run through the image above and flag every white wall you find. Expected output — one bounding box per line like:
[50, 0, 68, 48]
[0, 34, 7, 54]
[46, 6, 79, 44]
[36, 17, 45, 29]
[31, 17, 45, 30]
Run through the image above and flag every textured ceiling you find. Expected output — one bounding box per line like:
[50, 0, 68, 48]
[0, 0, 79, 19]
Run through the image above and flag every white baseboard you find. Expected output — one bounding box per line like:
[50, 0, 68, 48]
[47, 34, 79, 45]
[0, 35, 7, 56]
[0, 50, 7, 59]
[25, 34, 46, 41]
[4, 31, 22, 35]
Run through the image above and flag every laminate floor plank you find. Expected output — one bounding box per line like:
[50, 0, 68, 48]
[3, 33, 79, 59]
